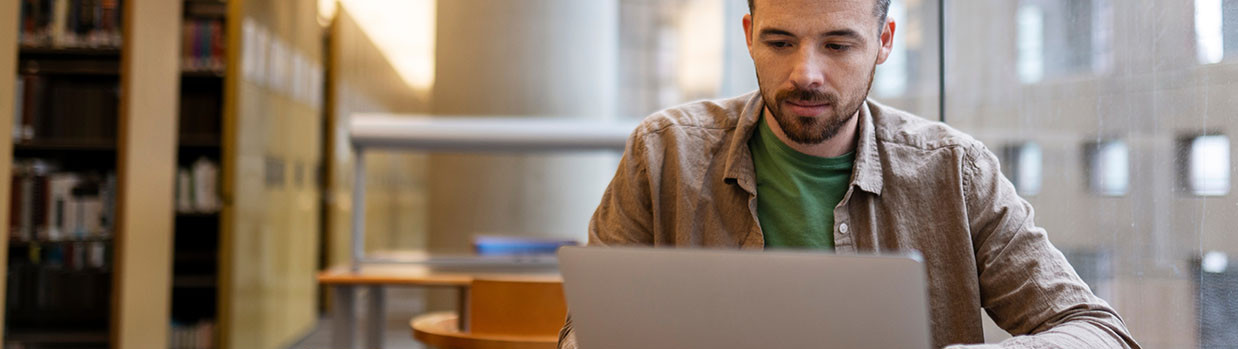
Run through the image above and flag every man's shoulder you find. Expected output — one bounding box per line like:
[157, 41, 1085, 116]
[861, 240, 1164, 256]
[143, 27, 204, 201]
[632, 91, 759, 138]
[868, 100, 984, 153]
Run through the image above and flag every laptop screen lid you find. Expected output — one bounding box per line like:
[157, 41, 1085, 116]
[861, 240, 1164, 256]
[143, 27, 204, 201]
[558, 246, 931, 349]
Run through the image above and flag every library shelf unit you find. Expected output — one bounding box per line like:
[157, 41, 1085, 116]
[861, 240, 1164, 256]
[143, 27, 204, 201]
[2, 0, 183, 348]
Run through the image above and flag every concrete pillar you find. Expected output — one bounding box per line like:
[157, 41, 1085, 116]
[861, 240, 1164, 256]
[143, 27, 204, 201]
[429, 0, 620, 253]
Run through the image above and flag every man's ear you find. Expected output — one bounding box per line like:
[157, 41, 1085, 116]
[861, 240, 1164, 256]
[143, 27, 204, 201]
[743, 14, 755, 56]
[875, 17, 896, 65]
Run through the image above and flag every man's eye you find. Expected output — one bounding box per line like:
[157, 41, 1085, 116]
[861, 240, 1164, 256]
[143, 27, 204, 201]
[767, 41, 792, 48]
[826, 44, 850, 51]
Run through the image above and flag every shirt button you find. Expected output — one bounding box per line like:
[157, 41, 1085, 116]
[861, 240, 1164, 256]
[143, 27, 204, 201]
[839, 223, 849, 234]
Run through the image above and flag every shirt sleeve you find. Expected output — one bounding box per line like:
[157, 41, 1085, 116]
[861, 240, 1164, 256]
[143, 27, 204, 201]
[585, 128, 656, 246]
[559, 128, 658, 349]
[957, 142, 1141, 349]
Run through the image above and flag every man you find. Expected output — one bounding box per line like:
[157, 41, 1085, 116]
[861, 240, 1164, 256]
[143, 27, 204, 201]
[559, 0, 1140, 347]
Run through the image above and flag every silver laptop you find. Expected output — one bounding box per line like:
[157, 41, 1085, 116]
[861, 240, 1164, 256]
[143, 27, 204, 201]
[558, 246, 932, 349]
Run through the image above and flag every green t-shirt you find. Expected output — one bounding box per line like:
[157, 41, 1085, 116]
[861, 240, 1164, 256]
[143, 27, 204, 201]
[749, 115, 855, 250]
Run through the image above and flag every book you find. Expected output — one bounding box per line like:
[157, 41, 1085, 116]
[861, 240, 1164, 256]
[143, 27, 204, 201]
[19, 73, 42, 141]
[47, 173, 80, 241]
[19, 0, 122, 48]
[191, 158, 218, 212]
[177, 169, 193, 212]
[13, 77, 23, 140]
[31, 173, 49, 240]
[50, 0, 68, 46]
[8, 162, 116, 240]
[182, 18, 226, 73]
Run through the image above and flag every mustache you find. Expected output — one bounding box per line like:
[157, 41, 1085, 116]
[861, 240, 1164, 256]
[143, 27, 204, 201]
[775, 88, 838, 105]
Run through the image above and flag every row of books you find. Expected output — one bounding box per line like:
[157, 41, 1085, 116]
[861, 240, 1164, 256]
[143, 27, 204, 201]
[19, 0, 124, 49]
[9, 160, 116, 242]
[169, 321, 215, 349]
[14, 240, 110, 270]
[182, 18, 226, 73]
[176, 158, 221, 213]
[5, 261, 111, 328]
[13, 74, 121, 143]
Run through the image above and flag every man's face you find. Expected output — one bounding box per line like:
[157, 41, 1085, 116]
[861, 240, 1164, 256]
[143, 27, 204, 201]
[743, 0, 894, 144]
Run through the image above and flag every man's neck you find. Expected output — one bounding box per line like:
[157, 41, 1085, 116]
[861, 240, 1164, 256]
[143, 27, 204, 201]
[763, 107, 860, 158]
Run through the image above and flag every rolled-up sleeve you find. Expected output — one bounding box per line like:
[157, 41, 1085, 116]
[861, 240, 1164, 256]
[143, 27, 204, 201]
[956, 142, 1141, 349]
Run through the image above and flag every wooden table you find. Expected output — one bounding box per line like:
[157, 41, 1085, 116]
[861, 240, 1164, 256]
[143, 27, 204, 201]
[412, 312, 558, 349]
[318, 263, 560, 349]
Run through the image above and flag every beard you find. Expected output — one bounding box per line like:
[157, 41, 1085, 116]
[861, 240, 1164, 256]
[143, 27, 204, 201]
[757, 64, 876, 145]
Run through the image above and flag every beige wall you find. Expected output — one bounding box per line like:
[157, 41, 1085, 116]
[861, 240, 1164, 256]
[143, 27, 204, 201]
[324, 6, 431, 270]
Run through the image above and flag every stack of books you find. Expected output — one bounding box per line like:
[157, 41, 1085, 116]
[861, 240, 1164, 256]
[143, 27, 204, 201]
[182, 18, 226, 73]
[13, 73, 121, 143]
[18, 0, 124, 49]
[176, 157, 220, 214]
[8, 160, 115, 242]
[169, 321, 215, 349]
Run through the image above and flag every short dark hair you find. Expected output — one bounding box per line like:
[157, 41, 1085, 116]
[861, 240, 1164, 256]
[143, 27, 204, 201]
[747, 0, 892, 30]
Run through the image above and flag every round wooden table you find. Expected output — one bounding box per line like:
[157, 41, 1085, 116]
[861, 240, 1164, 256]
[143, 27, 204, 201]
[411, 312, 558, 349]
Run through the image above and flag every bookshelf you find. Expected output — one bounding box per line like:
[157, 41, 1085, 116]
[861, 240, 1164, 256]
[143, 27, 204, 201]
[3, 0, 182, 348]
[169, 1, 226, 347]
[4, 0, 321, 348]
[6, 1, 125, 347]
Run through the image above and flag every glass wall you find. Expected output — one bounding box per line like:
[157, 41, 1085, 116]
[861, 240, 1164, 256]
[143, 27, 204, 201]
[634, 0, 1238, 345]
[946, 0, 1237, 347]
[618, 0, 940, 119]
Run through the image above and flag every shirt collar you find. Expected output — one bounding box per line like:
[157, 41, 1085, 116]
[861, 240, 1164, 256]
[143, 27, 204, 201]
[723, 92, 884, 196]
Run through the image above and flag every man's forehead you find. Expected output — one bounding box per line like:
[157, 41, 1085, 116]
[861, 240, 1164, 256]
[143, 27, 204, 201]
[752, 0, 876, 32]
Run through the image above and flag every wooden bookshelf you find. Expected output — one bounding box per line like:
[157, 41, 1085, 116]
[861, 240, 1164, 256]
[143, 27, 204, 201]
[4, 0, 321, 348]
[4, 1, 126, 347]
[168, 3, 227, 347]
[1, 0, 181, 348]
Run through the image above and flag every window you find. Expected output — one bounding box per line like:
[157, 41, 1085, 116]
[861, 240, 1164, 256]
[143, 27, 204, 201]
[1016, 0, 1112, 83]
[1002, 142, 1044, 196]
[1180, 134, 1230, 196]
[1085, 140, 1129, 197]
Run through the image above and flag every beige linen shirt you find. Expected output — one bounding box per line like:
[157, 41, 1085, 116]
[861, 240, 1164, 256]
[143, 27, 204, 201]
[558, 91, 1140, 349]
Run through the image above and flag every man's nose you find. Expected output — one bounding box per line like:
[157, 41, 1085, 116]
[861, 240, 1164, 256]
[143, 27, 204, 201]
[789, 47, 826, 90]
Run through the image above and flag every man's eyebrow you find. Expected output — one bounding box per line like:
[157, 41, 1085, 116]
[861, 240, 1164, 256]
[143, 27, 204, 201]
[757, 28, 864, 40]
[821, 29, 863, 40]
[758, 28, 796, 38]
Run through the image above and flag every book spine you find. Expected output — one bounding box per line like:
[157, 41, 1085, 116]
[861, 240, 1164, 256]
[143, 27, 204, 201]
[32, 174, 49, 240]
[192, 158, 218, 212]
[176, 169, 193, 212]
[101, 173, 115, 236]
[183, 21, 194, 71]
[50, 0, 66, 46]
[20, 73, 41, 141]
[19, 172, 34, 241]
[99, 0, 116, 38]
[199, 20, 210, 71]
[211, 19, 224, 71]
[14, 77, 24, 140]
